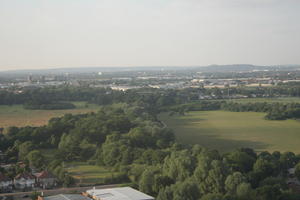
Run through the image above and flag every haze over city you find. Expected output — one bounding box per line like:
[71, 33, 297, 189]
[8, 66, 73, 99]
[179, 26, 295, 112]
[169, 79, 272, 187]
[1, 0, 300, 71]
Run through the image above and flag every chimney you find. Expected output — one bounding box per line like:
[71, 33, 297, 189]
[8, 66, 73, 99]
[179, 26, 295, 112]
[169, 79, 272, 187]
[37, 196, 44, 200]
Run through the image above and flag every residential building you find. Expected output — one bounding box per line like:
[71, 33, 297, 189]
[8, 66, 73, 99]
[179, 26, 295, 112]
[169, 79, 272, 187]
[14, 172, 35, 190]
[35, 171, 57, 189]
[287, 168, 300, 186]
[0, 173, 13, 192]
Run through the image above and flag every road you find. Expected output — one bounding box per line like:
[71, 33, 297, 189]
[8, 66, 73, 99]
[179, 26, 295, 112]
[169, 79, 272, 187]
[0, 184, 120, 198]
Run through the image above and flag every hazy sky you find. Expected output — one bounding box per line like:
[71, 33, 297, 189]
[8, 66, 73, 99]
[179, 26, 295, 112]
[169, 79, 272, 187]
[1, 0, 300, 71]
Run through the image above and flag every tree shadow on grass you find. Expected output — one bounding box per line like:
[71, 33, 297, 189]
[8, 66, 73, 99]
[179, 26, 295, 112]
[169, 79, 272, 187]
[173, 118, 269, 153]
[176, 133, 269, 153]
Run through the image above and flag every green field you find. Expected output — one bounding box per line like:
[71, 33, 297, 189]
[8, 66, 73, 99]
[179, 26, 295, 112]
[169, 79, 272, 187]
[39, 149, 119, 185]
[66, 162, 118, 185]
[0, 102, 100, 128]
[160, 111, 300, 153]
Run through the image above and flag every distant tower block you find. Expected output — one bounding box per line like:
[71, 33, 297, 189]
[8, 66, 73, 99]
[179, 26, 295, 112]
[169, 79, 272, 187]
[28, 75, 33, 83]
[40, 76, 46, 83]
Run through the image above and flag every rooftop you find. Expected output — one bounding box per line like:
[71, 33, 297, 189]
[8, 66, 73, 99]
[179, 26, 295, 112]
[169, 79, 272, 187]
[14, 172, 35, 180]
[36, 170, 56, 179]
[44, 194, 91, 200]
[86, 187, 154, 200]
[0, 173, 11, 182]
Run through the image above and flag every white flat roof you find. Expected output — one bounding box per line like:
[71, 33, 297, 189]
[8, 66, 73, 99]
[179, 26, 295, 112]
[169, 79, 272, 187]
[86, 187, 154, 200]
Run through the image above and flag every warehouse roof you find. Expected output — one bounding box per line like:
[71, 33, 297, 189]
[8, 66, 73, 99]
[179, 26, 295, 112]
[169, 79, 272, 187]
[44, 194, 91, 200]
[86, 187, 154, 200]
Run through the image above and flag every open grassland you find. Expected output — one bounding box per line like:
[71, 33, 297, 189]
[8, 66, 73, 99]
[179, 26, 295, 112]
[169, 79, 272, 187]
[160, 111, 300, 153]
[40, 150, 117, 185]
[0, 102, 100, 128]
[66, 162, 118, 185]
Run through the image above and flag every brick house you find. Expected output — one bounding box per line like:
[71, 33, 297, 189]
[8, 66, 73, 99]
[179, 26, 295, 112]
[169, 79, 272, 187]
[35, 171, 57, 189]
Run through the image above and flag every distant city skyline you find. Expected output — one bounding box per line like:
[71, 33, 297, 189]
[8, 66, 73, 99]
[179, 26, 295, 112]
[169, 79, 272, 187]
[1, 0, 300, 71]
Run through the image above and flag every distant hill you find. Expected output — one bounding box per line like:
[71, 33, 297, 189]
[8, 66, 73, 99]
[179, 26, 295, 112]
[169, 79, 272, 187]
[0, 66, 172, 75]
[192, 64, 300, 72]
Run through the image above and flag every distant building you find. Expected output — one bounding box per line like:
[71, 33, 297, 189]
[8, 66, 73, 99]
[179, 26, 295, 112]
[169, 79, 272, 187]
[28, 75, 33, 83]
[85, 187, 155, 200]
[14, 172, 35, 190]
[0, 173, 13, 192]
[35, 171, 57, 189]
[110, 86, 141, 91]
[287, 168, 300, 186]
[39, 76, 46, 84]
[70, 80, 80, 87]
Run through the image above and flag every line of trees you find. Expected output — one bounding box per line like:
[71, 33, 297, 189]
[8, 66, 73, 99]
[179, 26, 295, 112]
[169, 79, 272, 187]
[23, 101, 76, 110]
[2, 83, 300, 108]
[166, 100, 300, 121]
[222, 102, 300, 120]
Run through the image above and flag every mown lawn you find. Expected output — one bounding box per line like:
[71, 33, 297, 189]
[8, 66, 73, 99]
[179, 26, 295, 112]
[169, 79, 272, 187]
[66, 162, 118, 185]
[160, 111, 300, 153]
[0, 102, 100, 128]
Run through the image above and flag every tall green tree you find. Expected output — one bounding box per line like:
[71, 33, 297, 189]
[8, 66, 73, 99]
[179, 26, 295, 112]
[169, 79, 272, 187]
[26, 150, 45, 169]
[18, 141, 34, 161]
[225, 172, 247, 195]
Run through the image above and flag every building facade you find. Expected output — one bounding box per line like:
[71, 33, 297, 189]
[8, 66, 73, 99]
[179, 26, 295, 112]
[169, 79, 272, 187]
[14, 173, 36, 190]
[0, 173, 13, 192]
[35, 171, 57, 189]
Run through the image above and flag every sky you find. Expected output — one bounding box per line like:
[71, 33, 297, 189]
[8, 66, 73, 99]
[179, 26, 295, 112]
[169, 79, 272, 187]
[0, 0, 300, 71]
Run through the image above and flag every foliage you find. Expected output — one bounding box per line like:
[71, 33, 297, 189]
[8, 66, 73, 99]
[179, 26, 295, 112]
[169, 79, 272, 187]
[295, 163, 300, 180]
[26, 150, 45, 170]
[1, 89, 300, 199]
[30, 191, 41, 200]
